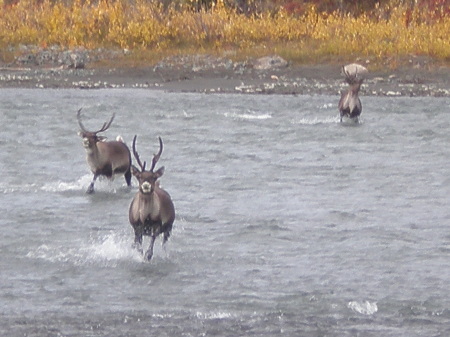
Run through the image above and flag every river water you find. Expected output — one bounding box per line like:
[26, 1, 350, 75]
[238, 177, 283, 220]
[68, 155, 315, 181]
[0, 89, 449, 336]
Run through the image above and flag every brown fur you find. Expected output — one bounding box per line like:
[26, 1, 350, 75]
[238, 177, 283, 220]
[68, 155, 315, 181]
[77, 109, 131, 193]
[129, 136, 175, 261]
[339, 68, 364, 122]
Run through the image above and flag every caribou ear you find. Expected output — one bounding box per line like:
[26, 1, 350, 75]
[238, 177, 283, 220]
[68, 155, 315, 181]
[155, 166, 165, 178]
[131, 165, 141, 177]
[97, 135, 107, 141]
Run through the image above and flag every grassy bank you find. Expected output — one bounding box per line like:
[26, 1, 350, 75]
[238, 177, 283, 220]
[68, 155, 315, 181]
[1, 0, 449, 68]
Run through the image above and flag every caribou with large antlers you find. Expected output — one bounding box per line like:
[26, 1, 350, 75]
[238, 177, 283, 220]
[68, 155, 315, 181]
[77, 108, 132, 193]
[338, 64, 367, 123]
[129, 135, 175, 261]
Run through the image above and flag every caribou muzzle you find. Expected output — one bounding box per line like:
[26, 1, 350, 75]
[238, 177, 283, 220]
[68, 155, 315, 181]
[140, 181, 152, 194]
[82, 137, 90, 148]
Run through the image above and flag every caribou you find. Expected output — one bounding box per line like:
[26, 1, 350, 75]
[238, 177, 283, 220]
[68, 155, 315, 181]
[129, 135, 175, 261]
[338, 64, 367, 123]
[77, 108, 132, 193]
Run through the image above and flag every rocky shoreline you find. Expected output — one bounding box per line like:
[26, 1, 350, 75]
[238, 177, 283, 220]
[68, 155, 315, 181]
[1, 48, 449, 96]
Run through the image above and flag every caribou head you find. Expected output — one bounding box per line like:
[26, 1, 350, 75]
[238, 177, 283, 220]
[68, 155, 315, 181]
[77, 108, 114, 151]
[131, 135, 165, 195]
[342, 66, 364, 88]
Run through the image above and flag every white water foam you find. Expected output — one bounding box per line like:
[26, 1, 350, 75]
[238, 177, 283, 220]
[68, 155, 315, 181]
[224, 111, 272, 120]
[1, 175, 128, 194]
[348, 300, 378, 315]
[320, 103, 335, 109]
[183, 110, 195, 119]
[195, 311, 234, 320]
[1, 175, 91, 194]
[26, 232, 142, 266]
[291, 116, 340, 125]
[0, 182, 40, 194]
[340, 116, 364, 125]
[41, 174, 130, 193]
[41, 174, 92, 192]
[88, 232, 142, 262]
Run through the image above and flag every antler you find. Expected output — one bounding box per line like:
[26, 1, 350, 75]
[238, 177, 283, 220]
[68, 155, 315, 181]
[77, 108, 88, 132]
[342, 63, 367, 85]
[97, 113, 115, 133]
[132, 135, 147, 172]
[342, 67, 355, 85]
[150, 137, 163, 172]
[77, 108, 115, 134]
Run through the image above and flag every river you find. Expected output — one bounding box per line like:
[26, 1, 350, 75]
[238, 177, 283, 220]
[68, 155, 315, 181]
[1, 89, 449, 336]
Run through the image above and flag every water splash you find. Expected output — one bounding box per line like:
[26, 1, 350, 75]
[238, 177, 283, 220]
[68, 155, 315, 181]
[41, 175, 92, 192]
[224, 111, 272, 120]
[291, 116, 340, 125]
[1, 174, 129, 194]
[88, 232, 141, 262]
[195, 311, 234, 320]
[320, 103, 335, 109]
[348, 300, 378, 315]
[0, 182, 40, 193]
[182, 110, 194, 119]
[26, 232, 142, 266]
[41, 175, 130, 193]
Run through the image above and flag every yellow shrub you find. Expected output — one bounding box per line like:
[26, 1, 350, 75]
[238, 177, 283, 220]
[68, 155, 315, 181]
[0, 0, 448, 65]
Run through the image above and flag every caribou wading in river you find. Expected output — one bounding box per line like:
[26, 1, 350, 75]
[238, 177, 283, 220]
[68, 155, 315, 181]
[338, 65, 365, 123]
[129, 135, 175, 261]
[77, 108, 132, 193]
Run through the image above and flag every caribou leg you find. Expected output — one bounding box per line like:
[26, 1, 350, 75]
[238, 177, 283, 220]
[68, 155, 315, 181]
[144, 236, 156, 261]
[133, 232, 143, 255]
[86, 174, 99, 194]
[124, 168, 132, 187]
[163, 230, 171, 244]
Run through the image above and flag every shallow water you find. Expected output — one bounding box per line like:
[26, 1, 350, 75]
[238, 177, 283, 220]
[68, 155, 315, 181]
[1, 89, 449, 336]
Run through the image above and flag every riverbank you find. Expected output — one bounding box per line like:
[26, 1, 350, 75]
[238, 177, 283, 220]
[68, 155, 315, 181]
[1, 53, 449, 96]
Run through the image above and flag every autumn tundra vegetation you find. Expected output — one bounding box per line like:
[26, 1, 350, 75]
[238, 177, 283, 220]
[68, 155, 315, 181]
[0, 0, 449, 67]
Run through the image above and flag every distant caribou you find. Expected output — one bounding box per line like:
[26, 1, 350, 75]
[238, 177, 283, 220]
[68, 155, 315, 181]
[129, 135, 175, 261]
[77, 109, 132, 193]
[338, 63, 368, 123]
